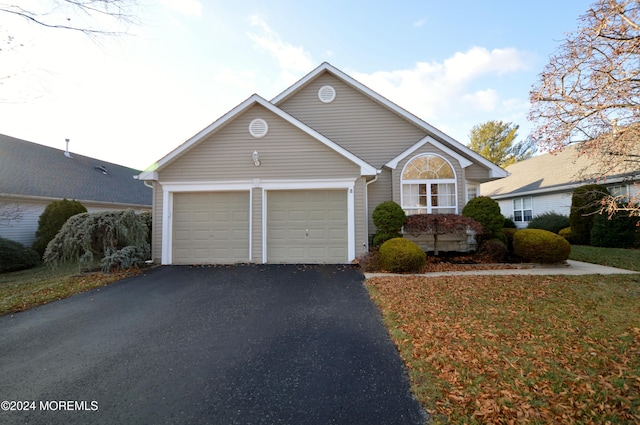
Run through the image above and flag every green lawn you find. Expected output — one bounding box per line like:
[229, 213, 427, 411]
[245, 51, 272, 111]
[569, 245, 640, 272]
[0, 265, 144, 316]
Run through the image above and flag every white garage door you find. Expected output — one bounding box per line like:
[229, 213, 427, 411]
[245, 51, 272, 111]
[172, 192, 249, 264]
[267, 190, 348, 263]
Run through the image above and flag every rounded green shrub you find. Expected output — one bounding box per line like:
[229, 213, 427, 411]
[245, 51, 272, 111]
[0, 237, 41, 273]
[569, 184, 609, 245]
[513, 229, 571, 264]
[379, 237, 426, 273]
[33, 199, 87, 256]
[462, 196, 504, 237]
[559, 227, 573, 243]
[527, 212, 569, 234]
[372, 201, 406, 247]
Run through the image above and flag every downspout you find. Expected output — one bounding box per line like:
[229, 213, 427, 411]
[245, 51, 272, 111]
[364, 171, 381, 251]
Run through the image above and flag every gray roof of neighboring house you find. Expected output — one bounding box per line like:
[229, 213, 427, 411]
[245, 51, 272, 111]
[0, 134, 152, 206]
[481, 144, 639, 198]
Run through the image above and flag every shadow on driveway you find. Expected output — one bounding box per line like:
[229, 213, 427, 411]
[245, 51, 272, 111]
[0, 264, 427, 424]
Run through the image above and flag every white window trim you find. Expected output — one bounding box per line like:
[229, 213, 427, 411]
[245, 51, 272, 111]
[512, 196, 533, 223]
[400, 153, 458, 214]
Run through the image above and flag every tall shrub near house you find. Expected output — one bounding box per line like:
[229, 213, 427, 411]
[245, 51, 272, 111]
[372, 201, 407, 247]
[590, 209, 637, 248]
[32, 199, 87, 256]
[569, 184, 609, 245]
[461, 196, 504, 239]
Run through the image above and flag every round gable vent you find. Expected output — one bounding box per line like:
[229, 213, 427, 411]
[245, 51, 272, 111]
[318, 85, 336, 103]
[249, 118, 268, 138]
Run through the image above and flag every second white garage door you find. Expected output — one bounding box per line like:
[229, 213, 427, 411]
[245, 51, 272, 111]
[267, 190, 348, 263]
[172, 191, 250, 264]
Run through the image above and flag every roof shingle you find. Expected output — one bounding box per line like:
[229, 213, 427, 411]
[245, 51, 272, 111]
[0, 134, 151, 206]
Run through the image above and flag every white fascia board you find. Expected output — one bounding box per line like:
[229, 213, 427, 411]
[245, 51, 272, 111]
[273, 62, 506, 178]
[385, 136, 473, 169]
[138, 170, 158, 181]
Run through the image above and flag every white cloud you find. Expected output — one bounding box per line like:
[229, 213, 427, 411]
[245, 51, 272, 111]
[351, 46, 534, 143]
[413, 19, 427, 28]
[247, 15, 314, 86]
[159, 0, 203, 17]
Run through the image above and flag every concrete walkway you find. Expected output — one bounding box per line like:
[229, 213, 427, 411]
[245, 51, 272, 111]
[364, 260, 639, 278]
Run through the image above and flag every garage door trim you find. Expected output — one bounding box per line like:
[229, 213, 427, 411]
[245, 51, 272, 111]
[261, 179, 356, 263]
[161, 182, 254, 264]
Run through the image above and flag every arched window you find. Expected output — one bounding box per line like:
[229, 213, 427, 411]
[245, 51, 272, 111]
[401, 154, 457, 215]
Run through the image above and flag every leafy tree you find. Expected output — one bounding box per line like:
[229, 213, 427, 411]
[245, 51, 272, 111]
[404, 214, 482, 255]
[33, 198, 87, 256]
[529, 0, 640, 221]
[468, 120, 535, 167]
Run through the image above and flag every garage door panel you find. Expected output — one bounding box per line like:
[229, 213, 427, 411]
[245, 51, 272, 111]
[267, 190, 347, 263]
[173, 192, 249, 264]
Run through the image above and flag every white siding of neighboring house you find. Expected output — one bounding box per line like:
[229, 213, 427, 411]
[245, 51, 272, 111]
[0, 196, 150, 247]
[497, 192, 573, 229]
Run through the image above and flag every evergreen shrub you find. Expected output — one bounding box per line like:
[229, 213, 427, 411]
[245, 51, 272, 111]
[527, 212, 569, 234]
[372, 201, 407, 247]
[462, 196, 505, 238]
[503, 217, 517, 228]
[590, 211, 637, 248]
[379, 237, 426, 273]
[569, 184, 609, 245]
[33, 199, 87, 256]
[501, 228, 518, 252]
[44, 209, 150, 272]
[513, 229, 571, 263]
[559, 227, 573, 243]
[0, 237, 41, 273]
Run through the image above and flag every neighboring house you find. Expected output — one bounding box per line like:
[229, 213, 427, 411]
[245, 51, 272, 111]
[481, 144, 640, 228]
[138, 62, 507, 265]
[0, 134, 152, 246]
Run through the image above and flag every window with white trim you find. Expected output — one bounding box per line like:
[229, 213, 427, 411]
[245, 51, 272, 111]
[401, 154, 457, 215]
[466, 184, 478, 203]
[513, 197, 532, 223]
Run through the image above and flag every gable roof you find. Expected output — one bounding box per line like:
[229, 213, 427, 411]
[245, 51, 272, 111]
[481, 144, 640, 199]
[272, 62, 507, 179]
[139, 94, 378, 180]
[0, 134, 151, 206]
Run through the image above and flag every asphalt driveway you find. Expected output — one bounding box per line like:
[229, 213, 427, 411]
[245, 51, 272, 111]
[0, 264, 427, 424]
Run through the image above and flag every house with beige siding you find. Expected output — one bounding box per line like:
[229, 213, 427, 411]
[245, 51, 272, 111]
[139, 62, 507, 265]
[481, 144, 640, 228]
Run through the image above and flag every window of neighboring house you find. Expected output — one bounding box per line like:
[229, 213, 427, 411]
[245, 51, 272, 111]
[513, 197, 533, 223]
[609, 185, 629, 199]
[466, 184, 478, 203]
[401, 154, 457, 215]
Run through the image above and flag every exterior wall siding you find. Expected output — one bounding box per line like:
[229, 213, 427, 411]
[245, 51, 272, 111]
[366, 169, 392, 237]
[0, 196, 150, 247]
[497, 192, 572, 229]
[278, 73, 427, 169]
[152, 183, 163, 263]
[160, 104, 360, 182]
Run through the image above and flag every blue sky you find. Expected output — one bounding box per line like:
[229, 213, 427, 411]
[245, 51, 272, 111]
[1, 0, 591, 169]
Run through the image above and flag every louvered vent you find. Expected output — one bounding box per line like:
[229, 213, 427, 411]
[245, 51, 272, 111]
[249, 118, 268, 138]
[318, 85, 336, 103]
